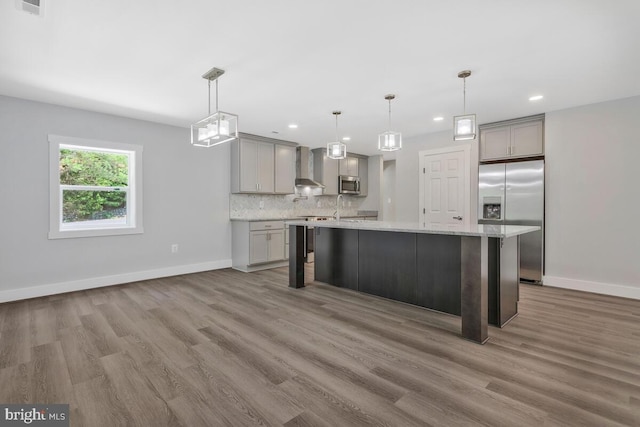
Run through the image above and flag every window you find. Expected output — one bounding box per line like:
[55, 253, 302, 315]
[49, 135, 143, 239]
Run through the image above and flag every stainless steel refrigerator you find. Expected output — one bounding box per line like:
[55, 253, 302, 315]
[478, 160, 544, 283]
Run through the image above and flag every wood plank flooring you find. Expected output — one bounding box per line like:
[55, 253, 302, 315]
[0, 266, 639, 426]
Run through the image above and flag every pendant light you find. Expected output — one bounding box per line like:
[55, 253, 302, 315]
[453, 70, 476, 141]
[327, 111, 347, 160]
[191, 67, 238, 147]
[378, 94, 402, 151]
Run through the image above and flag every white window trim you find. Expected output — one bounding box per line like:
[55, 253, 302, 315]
[48, 134, 144, 239]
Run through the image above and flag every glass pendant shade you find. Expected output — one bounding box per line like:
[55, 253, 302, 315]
[378, 94, 402, 152]
[453, 114, 476, 140]
[191, 67, 238, 148]
[378, 130, 402, 151]
[453, 70, 476, 141]
[327, 111, 346, 159]
[327, 141, 346, 159]
[191, 111, 238, 147]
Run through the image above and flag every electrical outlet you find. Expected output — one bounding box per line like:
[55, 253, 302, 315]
[259, 201, 264, 209]
[171, 244, 178, 253]
[316, 200, 321, 208]
[348, 201, 352, 207]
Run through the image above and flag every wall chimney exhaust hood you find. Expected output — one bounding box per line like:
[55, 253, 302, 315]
[295, 146, 324, 188]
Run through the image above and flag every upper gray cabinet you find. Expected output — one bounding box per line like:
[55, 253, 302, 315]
[231, 134, 296, 194]
[312, 148, 340, 196]
[274, 144, 296, 194]
[480, 115, 544, 162]
[339, 156, 359, 176]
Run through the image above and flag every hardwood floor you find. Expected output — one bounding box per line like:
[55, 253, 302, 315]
[1, 266, 639, 426]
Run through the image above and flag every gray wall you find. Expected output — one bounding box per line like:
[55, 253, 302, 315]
[0, 95, 232, 300]
[382, 160, 396, 221]
[544, 95, 640, 297]
[359, 155, 383, 214]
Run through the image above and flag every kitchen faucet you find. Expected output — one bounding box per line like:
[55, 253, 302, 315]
[335, 194, 344, 221]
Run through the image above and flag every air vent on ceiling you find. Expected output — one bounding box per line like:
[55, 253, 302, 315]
[15, 0, 43, 16]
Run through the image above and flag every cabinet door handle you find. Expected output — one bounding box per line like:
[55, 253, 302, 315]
[453, 216, 463, 221]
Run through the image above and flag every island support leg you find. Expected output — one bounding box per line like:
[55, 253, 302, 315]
[461, 235, 489, 344]
[289, 225, 305, 288]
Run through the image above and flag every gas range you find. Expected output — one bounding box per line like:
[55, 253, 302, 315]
[297, 215, 331, 222]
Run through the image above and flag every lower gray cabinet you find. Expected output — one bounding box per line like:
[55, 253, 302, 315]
[248, 229, 284, 264]
[232, 220, 287, 272]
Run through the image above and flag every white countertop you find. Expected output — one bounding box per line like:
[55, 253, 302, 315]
[230, 215, 375, 222]
[285, 219, 539, 238]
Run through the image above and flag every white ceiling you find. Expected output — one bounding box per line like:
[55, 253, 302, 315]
[1, 0, 639, 157]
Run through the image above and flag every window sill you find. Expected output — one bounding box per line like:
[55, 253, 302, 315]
[48, 225, 144, 240]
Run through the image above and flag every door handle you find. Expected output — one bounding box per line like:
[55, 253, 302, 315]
[453, 216, 463, 221]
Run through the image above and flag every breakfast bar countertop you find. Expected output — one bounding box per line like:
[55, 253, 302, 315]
[285, 219, 540, 239]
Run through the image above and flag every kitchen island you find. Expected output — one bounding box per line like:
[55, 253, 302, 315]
[286, 220, 539, 344]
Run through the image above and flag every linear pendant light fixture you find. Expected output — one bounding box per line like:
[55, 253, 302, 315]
[327, 111, 347, 160]
[378, 94, 402, 151]
[453, 70, 476, 141]
[190, 67, 238, 147]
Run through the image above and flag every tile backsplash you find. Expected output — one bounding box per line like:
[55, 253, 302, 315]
[230, 190, 368, 219]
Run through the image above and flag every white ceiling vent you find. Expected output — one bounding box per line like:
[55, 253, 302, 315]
[15, 0, 43, 17]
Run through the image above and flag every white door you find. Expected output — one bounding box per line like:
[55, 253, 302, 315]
[420, 149, 467, 227]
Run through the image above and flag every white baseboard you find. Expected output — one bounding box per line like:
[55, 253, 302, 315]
[543, 275, 640, 300]
[0, 259, 233, 303]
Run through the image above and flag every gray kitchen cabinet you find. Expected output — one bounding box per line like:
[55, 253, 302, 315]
[358, 156, 368, 197]
[312, 148, 340, 196]
[267, 229, 285, 262]
[231, 134, 297, 194]
[284, 227, 289, 260]
[233, 137, 274, 193]
[339, 156, 359, 176]
[480, 115, 544, 162]
[510, 120, 543, 158]
[249, 231, 269, 264]
[256, 142, 275, 193]
[249, 229, 284, 264]
[232, 220, 287, 272]
[274, 144, 296, 194]
[480, 126, 511, 161]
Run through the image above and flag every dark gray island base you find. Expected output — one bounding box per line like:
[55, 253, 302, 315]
[288, 220, 539, 344]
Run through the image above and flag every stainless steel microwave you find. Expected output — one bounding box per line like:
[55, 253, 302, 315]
[339, 175, 360, 195]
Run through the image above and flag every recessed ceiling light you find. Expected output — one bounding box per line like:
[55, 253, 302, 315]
[342, 136, 351, 141]
[288, 124, 298, 129]
[433, 116, 444, 121]
[529, 95, 544, 101]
